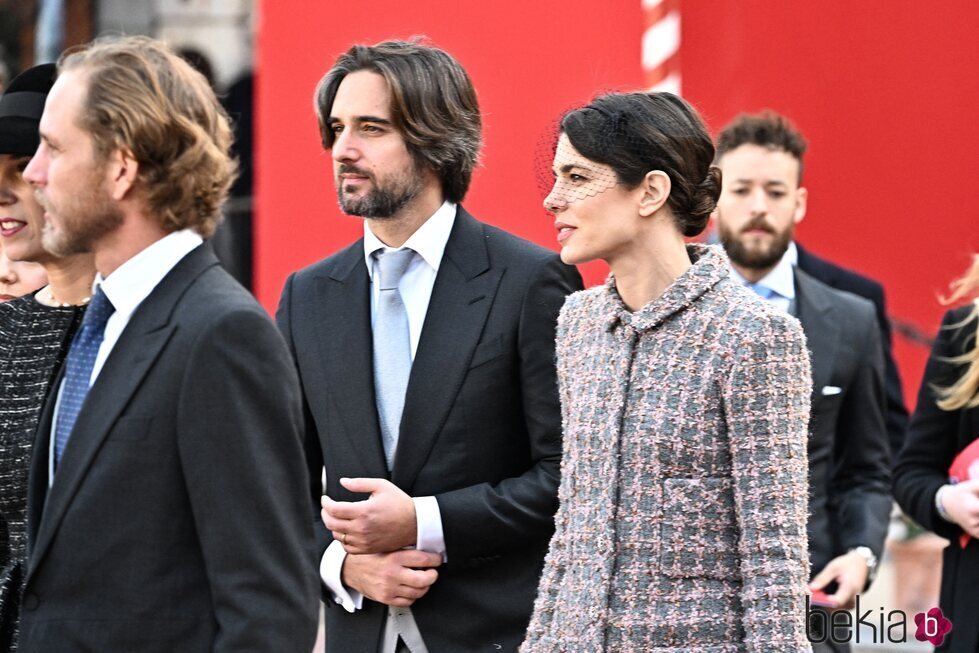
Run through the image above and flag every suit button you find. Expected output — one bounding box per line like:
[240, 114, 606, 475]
[22, 593, 39, 611]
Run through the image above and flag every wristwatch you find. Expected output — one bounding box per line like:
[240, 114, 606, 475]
[849, 546, 878, 587]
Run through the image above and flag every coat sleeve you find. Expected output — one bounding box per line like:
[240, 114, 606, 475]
[722, 313, 812, 652]
[177, 307, 320, 651]
[435, 255, 583, 561]
[894, 306, 976, 539]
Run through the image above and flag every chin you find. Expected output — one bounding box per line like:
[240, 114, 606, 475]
[559, 245, 596, 266]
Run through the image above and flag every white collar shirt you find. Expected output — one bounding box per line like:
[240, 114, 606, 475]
[49, 229, 203, 483]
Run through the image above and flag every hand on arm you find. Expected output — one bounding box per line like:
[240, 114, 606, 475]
[808, 552, 869, 609]
[938, 479, 979, 537]
[321, 477, 417, 554]
[341, 549, 442, 608]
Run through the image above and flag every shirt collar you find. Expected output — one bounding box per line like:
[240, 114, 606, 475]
[96, 229, 204, 318]
[728, 246, 796, 300]
[362, 200, 457, 279]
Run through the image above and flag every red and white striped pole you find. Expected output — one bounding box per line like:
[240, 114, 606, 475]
[642, 0, 681, 95]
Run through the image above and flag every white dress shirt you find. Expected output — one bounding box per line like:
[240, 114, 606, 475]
[321, 201, 456, 614]
[48, 230, 204, 483]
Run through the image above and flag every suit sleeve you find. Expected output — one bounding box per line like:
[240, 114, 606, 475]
[894, 307, 974, 540]
[722, 314, 812, 652]
[828, 306, 892, 562]
[435, 256, 583, 561]
[177, 307, 320, 651]
[276, 273, 332, 554]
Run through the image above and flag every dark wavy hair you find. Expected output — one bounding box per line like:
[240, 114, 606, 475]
[561, 92, 721, 237]
[315, 38, 482, 204]
[715, 111, 808, 183]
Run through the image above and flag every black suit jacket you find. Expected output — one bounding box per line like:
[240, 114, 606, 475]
[276, 207, 583, 653]
[20, 245, 319, 652]
[794, 269, 892, 577]
[894, 305, 979, 653]
[795, 243, 908, 461]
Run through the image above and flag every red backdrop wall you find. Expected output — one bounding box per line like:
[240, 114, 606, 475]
[256, 0, 979, 407]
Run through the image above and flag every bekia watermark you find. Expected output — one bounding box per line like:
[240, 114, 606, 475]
[806, 595, 953, 646]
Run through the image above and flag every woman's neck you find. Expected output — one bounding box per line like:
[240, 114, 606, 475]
[609, 227, 691, 312]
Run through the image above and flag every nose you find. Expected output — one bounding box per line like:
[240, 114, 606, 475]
[0, 253, 16, 286]
[749, 188, 767, 215]
[331, 128, 359, 164]
[543, 183, 568, 214]
[24, 145, 47, 187]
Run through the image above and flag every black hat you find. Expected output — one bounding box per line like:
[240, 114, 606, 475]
[0, 63, 57, 156]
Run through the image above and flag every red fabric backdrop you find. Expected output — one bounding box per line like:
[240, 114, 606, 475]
[255, 0, 979, 407]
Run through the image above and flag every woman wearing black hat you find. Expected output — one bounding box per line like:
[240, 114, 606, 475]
[0, 63, 95, 652]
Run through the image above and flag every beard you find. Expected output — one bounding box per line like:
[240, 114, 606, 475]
[335, 161, 424, 219]
[37, 178, 124, 257]
[718, 215, 794, 270]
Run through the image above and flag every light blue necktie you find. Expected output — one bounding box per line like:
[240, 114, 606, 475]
[54, 286, 115, 468]
[372, 249, 415, 470]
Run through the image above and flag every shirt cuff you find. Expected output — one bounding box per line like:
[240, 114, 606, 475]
[320, 539, 363, 613]
[414, 496, 447, 562]
[936, 484, 955, 523]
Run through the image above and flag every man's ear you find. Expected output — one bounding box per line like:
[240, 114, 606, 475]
[106, 147, 139, 201]
[794, 186, 808, 225]
[638, 170, 671, 218]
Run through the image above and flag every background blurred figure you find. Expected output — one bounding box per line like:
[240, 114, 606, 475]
[523, 92, 812, 652]
[0, 62, 94, 653]
[0, 248, 46, 300]
[18, 37, 318, 652]
[715, 110, 908, 459]
[894, 256, 979, 653]
[714, 113, 891, 651]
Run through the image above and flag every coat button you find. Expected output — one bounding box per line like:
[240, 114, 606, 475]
[22, 593, 39, 611]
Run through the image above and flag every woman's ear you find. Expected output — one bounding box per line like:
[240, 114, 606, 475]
[638, 170, 671, 218]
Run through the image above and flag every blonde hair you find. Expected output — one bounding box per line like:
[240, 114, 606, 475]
[59, 36, 237, 238]
[936, 254, 979, 411]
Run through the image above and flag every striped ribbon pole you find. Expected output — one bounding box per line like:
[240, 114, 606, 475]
[642, 0, 681, 95]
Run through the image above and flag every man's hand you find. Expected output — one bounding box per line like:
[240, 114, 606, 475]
[808, 551, 869, 609]
[941, 479, 979, 537]
[341, 549, 442, 607]
[322, 477, 417, 554]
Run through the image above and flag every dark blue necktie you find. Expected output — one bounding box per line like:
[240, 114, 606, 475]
[54, 286, 115, 468]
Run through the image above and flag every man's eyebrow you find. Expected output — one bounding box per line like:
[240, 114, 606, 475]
[328, 115, 393, 126]
[38, 130, 58, 147]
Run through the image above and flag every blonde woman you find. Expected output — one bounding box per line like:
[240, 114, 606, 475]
[894, 255, 979, 653]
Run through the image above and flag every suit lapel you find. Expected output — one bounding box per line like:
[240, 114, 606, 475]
[313, 242, 388, 477]
[794, 268, 839, 400]
[28, 245, 216, 573]
[393, 209, 502, 490]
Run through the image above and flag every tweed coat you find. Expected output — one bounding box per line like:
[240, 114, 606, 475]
[522, 244, 813, 653]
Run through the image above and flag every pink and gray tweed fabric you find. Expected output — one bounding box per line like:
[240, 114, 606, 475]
[522, 244, 813, 652]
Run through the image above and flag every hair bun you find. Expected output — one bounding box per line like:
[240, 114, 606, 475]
[681, 166, 721, 237]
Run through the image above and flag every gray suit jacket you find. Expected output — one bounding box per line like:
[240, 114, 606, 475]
[794, 268, 891, 578]
[21, 245, 319, 652]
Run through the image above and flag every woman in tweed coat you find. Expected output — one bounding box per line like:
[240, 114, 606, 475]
[521, 92, 813, 652]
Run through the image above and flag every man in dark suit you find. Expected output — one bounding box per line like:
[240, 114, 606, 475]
[276, 40, 582, 653]
[795, 244, 908, 458]
[20, 36, 318, 651]
[714, 112, 891, 652]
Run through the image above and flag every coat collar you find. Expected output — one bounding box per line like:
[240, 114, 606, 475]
[602, 243, 730, 334]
